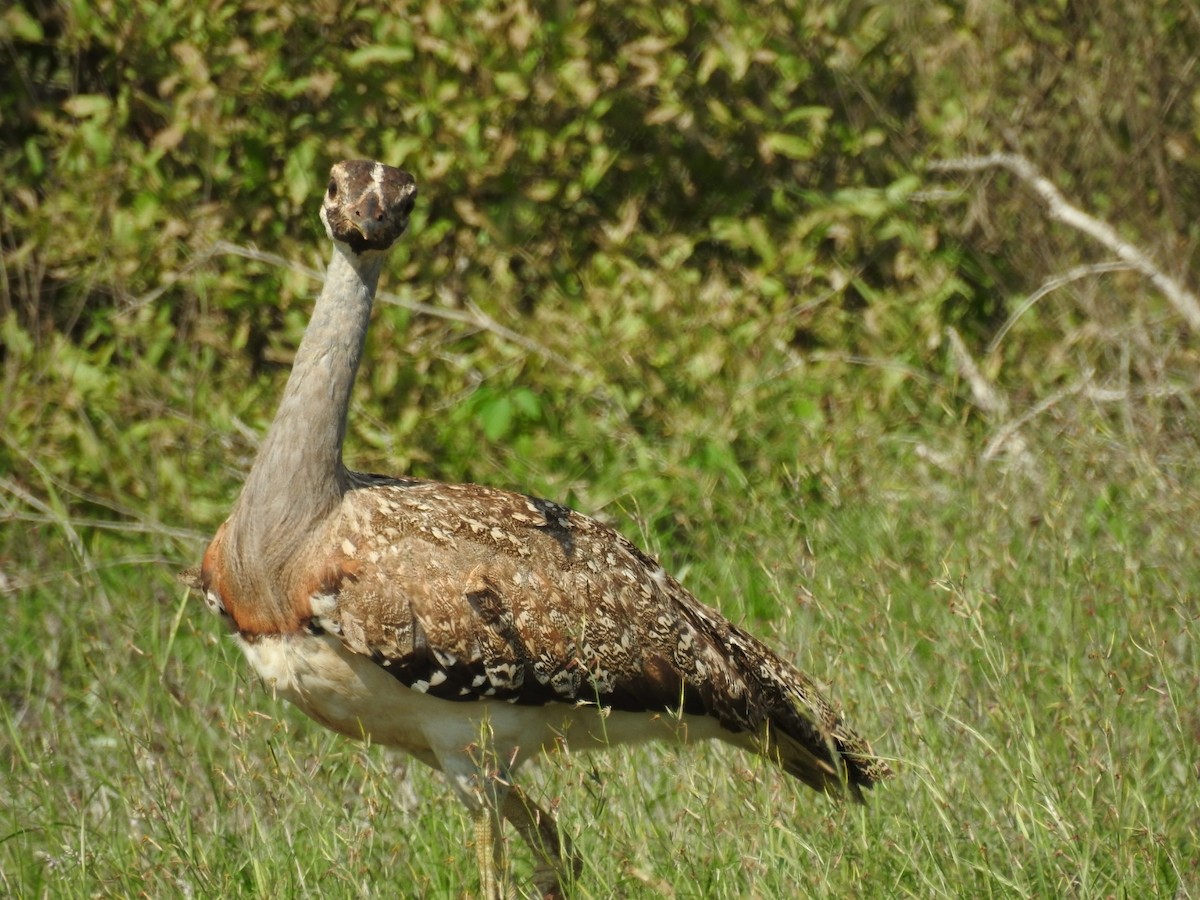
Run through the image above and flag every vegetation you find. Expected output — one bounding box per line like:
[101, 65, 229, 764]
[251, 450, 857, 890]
[2, 0, 1197, 896]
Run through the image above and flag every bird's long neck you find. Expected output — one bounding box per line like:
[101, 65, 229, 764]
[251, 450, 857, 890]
[228, 244, 384, 577]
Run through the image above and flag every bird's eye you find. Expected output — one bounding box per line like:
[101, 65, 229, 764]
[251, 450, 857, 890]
[327, 179, 338, 198]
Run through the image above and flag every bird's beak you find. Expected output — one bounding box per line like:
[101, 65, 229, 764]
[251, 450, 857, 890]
[352, 194, 386, 241]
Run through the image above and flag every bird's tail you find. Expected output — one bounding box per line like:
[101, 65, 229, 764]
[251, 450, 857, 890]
[672, 596, 891, 800]
[754, 654, 892, 802]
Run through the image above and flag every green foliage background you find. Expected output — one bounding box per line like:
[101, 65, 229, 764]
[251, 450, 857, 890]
[2, 1, 1198, 896]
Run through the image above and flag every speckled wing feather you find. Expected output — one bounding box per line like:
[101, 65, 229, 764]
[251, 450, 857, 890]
[312, 474, 888, 791]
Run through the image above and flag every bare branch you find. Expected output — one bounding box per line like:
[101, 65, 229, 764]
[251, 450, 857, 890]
[986, 261, 1135, 358]
[945, 326, 1007, 416]
[0, 474, 112, 614]
[930, 153, 1200, 332]
[982, 373, 1092, 462]
[209, 239, 322, 280]
[204, 240, 594, 377]
[944, 326, 1040, 469]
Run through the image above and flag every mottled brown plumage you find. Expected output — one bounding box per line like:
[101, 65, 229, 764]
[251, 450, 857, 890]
[194, 160, 891, 899]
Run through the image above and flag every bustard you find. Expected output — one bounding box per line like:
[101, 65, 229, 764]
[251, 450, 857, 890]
[194, 160, 891, 898]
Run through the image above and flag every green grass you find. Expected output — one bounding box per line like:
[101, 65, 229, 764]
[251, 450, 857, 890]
[3, 399, 1197, 898]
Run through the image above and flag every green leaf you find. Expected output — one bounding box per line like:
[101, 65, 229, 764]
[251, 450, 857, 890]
[2, 7, 44, 42]
[511, 388, 541, 419]
[62, 94, 112, 118]
[345, 45, 413, 69]
[762, 132, 815, 161]
[478, 396, 514, 441]
[493, 71, 528, 99]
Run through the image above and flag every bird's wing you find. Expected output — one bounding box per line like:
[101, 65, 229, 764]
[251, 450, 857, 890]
[313, 476, 743, 716]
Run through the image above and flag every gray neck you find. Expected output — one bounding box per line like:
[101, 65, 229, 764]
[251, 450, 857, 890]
[228, 244, 384, 573]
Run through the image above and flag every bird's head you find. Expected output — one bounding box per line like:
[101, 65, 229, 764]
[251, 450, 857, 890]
[320, 160, 417, 254]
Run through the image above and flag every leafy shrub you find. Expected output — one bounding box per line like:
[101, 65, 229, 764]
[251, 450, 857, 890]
[2, 0, 1197, 559]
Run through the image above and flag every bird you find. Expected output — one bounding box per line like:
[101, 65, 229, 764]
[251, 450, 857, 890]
[192, 159, 892, 898]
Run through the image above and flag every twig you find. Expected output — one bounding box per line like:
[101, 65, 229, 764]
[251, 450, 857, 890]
[0, 438, 211, 547]
[945, 326, 1006, 416]
[207, 240, 594, 378]
[804, 351, 944, 385]
[209, 239, 322, 280]
[986, 261, 1135, 358]
[929, 153, 1200, 333]
[944, 326, 1040, 469]
[982, 373, 1093, 462]
[0, 474, 112, 614]
[0, 509, 204, 543]
[1082, 380, 1195, 403]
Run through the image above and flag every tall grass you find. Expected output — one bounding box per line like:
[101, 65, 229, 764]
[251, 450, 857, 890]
[3, 394, 1196, 897]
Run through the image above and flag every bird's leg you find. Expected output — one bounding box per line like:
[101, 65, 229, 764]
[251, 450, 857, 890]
[455, 776, 511, 900]
[447, 724, 519, 900]
[500, 786, 581, 900]
[473, 803, 508, 900]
